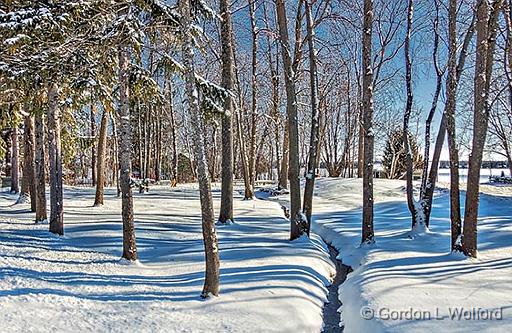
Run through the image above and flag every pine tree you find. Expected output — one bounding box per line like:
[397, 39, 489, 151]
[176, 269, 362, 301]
[382, 129, 423, 180]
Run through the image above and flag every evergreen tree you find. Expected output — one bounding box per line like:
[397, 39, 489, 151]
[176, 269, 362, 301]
[382, 129, 423, 180]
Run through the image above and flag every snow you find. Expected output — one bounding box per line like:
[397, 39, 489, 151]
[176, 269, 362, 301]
[307, 178, 512, 332]
[0, 185, 334, 333]
[2, 177, 511, 332]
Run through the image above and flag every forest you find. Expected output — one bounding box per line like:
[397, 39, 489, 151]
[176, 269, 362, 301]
[1, 0, 512, 332]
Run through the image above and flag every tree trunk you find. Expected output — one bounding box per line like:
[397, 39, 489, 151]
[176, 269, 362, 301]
[418, 0, 443, 229]
[444, 0, 462, 249]
[403, 0, 418, 230]
[110, 112, 121, 197]
[423, 12, 476, 228]
[462, 0, 503, 258]
[94, 110, 109, 206]
[34, 113, 47, 223]
[278, 125, 289, 189]
[235, 105, 253, 199]
[10, 125, 20, 194]
[90, 102, 96, 186]
[20, 114, 36, 211]
[218, 0, 235, 224]
[118, 44, 138, 261]
[302, 0, 320, 236]
[180, 0, 220, 297]
[47, 83, 64, 235]
[144, 106, 151, 180]
[167, 81, 179, 187]
[276, 0, 303, 240]
[357, 100, 364, 179]
[361, 0, 375, 244]
[248, 0, 258, 195]
[137, 104, 144, 178]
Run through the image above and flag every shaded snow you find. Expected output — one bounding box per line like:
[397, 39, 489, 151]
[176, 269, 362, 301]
[0, 185, 334, 333]
[310, 178, 512, 333]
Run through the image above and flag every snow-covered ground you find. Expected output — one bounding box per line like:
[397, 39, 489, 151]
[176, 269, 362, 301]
[308, 178, 512, 333]
[2, 178, 511, 333]
[0, 185, 334, 333]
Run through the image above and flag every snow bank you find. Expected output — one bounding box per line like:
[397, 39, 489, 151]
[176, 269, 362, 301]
[311, 178, 512, 332]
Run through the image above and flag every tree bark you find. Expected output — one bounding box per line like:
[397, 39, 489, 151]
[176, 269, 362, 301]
[10, 125, 20, 194]
[278, 125, 289, 189]
[47, 83, 63, 235]
[20, 114, 36, 211]
[167, 81, 179, 187]
[462, 0, 503, 258]
[444, 0, 462, 249]
[218, 0, 235, 223]
[302, 0, 320, 236]
[180, 0, 220, 297]
[34, 113, 47, 222]
[247, 0, 258, 196]
[94, 110, 109, 206]
[403, 0, 418, 229]
[90, 102, 96, 186]
[118, 44, 138, 261]
[276, 0, 304, 240]
[361, 0, 375, 244]
[418, 0, 443, 229]
[110, 112, 121, 197]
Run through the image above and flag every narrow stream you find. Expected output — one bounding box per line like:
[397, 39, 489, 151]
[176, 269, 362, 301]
[322, 243, 351, 333]
[254, 190, 351, 332]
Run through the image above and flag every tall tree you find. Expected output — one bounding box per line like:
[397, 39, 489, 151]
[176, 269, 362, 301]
[19, 113, 36, 211]
[118, 42, 138, 261]
[361, 0, 375, 244]
[167, 81, 179, 187]
[302, 0, 321, 235]
[247, 0, 258, 198]
[90, 102, 97, 186]
[47, 83, 63, 235]
[94, 110, 108, 206]
[403, 0, 418, 229]
[276, 0, 304, 240]
[10, 124, 19, 194]
[179, 0, 220, 297]
[34, 112, 47, 223]
[462, 0, 503, 257]
[422, 9, 476, 229]
[218, 0, 235, 224]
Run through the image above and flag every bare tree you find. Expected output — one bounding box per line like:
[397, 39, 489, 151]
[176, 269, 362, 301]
[218, 0, 235, 223]
[179, 0, 220, 297]
[462, 0, 503, 258]
[402, 0, 418, 230]
[20, 113, 36, 211]
[361, 0, 375, 244]
[94, 109, 108, 206]
[10, 122, 19, 194]
[90, 101, 96, 186]
[276, 0, 305, 240]
[302, 0, 321, 235]
[47, 83, 63, 235]
[118, 43, 138, 261]
[247, 0, 258, 198]
[34, 112, 47, 223]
